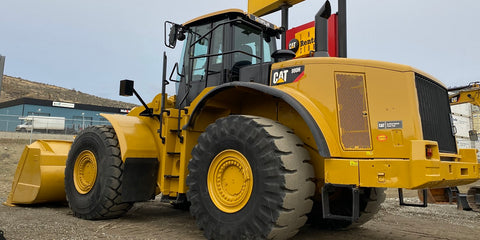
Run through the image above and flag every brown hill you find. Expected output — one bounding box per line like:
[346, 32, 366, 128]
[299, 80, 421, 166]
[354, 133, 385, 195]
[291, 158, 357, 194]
[0, 75, 137, 109]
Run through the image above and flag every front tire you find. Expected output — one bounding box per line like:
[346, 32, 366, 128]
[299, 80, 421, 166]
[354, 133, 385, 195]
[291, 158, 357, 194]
[187, 115, 315, 240]
[64, 125, 133, 220]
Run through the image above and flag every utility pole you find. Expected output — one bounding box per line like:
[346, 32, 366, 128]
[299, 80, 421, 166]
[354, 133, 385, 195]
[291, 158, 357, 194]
[0, 55, 5, 97]
[338, 0, 347, 58]
[281, 4, 290, 49]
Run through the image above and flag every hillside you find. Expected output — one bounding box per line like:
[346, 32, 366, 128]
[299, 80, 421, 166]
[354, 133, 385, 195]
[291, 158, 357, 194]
[0, 75, 137, 109]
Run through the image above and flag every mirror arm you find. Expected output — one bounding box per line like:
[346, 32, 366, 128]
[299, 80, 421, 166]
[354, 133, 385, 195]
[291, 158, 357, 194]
[132, 88, 153, 117]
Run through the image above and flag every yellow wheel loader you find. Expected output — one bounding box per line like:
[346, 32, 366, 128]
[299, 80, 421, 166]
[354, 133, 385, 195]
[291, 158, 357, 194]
[4, 1, 480, 239]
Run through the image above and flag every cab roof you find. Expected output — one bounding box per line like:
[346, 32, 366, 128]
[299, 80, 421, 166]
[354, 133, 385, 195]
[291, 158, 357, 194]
[182, 8, 280, 32]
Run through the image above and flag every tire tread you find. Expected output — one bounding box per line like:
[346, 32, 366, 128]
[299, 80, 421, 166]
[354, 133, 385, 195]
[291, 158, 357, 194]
[187, 115, 315, 240]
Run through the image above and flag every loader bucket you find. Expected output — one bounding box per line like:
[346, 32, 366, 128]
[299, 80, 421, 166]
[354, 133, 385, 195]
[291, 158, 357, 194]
[3, 140, 72, 206]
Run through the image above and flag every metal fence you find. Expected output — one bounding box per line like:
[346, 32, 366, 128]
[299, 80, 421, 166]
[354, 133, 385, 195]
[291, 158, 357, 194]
[0, 114, 110, 134]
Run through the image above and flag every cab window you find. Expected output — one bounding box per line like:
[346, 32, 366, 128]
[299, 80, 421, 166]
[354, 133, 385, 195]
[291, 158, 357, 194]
[189, 24, 210, 82]
[233, 24, 261, 65]
[233, 24, 275, 65]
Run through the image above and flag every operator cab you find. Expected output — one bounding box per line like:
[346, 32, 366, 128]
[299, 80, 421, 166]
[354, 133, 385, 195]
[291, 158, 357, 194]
[167, 9, 281, 108]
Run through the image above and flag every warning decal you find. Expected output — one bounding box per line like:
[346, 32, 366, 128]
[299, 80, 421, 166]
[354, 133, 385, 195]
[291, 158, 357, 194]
[271, 66, 305, 85]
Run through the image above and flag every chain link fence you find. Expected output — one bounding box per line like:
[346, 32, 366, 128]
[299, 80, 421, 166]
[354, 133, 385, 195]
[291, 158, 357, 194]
[0, 114, 110, 135]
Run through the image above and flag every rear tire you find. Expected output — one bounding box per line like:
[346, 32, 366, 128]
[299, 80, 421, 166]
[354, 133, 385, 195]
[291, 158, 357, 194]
[64, 125, 133, 220]
[309, 187, 386, 229]
[187, 115, 315, 240]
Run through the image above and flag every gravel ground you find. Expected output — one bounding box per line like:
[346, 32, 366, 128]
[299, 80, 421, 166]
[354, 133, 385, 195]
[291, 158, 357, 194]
[0, 138, 479, 240]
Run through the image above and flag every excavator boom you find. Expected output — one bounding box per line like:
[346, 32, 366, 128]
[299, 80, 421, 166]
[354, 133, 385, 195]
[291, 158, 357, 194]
[449, 82, 480, 106]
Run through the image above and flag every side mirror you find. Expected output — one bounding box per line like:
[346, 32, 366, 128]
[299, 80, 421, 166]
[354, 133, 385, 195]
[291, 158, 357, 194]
[165, 21, 185, 49]
[119, 79, 153, 117]
[119, 79, 134, 96]
[168, 24, 178, 48]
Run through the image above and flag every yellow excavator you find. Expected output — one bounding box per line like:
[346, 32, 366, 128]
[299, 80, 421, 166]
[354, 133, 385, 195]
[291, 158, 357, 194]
[449, 82, 480, 107]
[4, 1, 480, 239]
[420, 82, 480, 211]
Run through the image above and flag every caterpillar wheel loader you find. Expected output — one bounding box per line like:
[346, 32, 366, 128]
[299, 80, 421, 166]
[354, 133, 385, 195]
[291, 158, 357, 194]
[4, 1, 480, 239]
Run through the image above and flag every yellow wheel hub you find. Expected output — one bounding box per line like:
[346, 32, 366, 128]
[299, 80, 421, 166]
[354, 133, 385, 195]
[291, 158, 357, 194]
[207, 150, 253, 213]
[73, 150, 98, 194]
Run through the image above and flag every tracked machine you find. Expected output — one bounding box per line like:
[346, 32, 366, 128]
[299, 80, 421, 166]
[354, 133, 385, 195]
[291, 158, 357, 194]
[5, 1, 480, 239]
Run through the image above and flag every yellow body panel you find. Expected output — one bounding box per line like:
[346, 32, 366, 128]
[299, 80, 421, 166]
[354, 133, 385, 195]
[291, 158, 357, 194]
[4, 140, 72, 206]
[325, 141, 479, 189]
[269, 57, 425, 159]
[100, 113, 160, 161]
[267, 57, 479, 188]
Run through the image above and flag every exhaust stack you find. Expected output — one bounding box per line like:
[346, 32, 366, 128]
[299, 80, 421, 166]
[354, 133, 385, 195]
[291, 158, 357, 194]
[314, 0, 331, 57]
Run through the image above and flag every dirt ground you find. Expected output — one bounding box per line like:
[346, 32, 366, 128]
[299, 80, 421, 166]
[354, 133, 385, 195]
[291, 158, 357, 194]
[0, 138, 479, 240]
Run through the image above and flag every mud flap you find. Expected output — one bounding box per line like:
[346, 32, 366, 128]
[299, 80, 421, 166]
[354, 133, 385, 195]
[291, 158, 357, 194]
[122, 158, 159, 202]
[3, 140, 72, 206]
[321, 184, 360, 222]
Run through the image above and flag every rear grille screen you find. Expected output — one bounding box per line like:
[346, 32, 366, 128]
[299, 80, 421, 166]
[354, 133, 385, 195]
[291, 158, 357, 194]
[415, 74, 457, 153]
[335, 73, 372, 150]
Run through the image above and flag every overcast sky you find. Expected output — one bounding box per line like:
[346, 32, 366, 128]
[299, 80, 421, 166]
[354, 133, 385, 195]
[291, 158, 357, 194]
[1, 0, 479, 104]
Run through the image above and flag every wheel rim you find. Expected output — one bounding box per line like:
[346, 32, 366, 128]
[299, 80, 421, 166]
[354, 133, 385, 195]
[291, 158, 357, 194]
[73, 150, 98, 194]
[207, 149, 253, 213]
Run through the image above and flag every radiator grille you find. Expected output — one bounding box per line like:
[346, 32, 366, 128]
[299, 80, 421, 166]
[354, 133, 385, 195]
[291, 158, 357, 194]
[415, 74, 457, 153]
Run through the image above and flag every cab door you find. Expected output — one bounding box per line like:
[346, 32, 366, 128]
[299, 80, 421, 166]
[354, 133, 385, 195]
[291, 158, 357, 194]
[176, 22, 225, 108]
